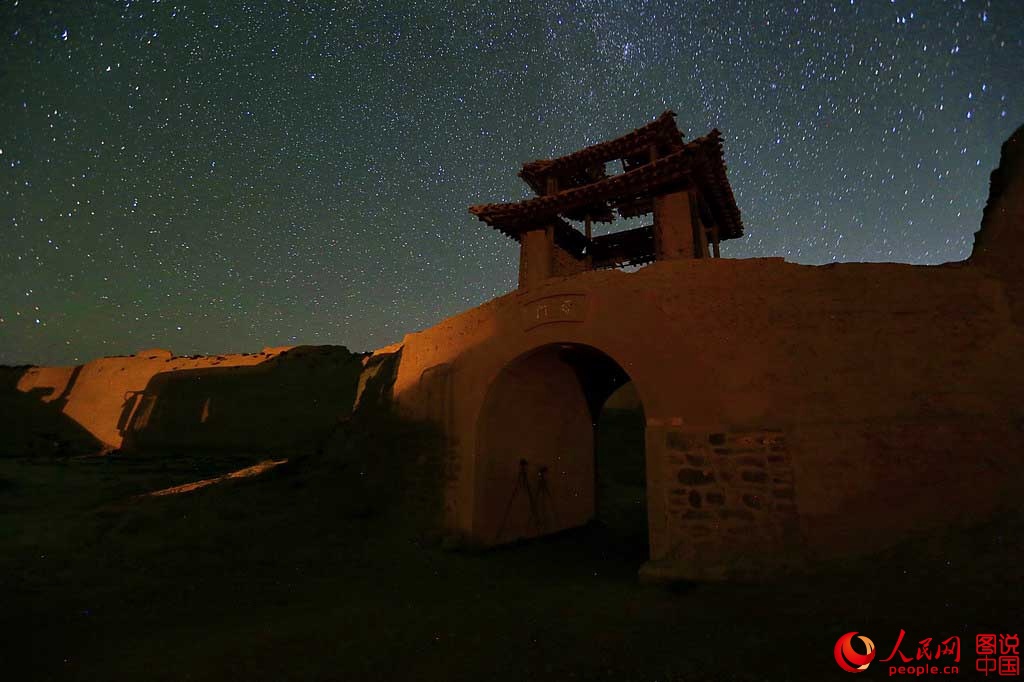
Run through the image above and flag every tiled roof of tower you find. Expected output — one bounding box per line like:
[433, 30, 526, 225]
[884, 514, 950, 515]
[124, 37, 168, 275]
[469, 129, 744, 243]
[518, 111, 686, 196]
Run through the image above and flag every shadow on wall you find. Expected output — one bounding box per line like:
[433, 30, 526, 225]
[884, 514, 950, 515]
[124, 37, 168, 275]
[120, 346, 369, 455]
[0, 366, 104, 457]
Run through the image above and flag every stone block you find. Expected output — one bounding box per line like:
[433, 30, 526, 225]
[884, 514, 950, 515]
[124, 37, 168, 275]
[718, 508, 756, 521]
[740, 469, 768, 484]
[666, 431, 699, 451]
[678, 468, 715, 485]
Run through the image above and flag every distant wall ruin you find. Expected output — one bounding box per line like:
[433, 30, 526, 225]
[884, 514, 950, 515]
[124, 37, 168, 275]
[1, 345, 393, 457]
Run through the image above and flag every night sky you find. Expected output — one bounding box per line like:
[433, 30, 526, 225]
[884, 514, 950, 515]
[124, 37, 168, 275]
[2, 1, 1021, 366]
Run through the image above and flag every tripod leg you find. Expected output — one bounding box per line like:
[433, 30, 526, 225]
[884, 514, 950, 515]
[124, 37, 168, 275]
[524, 473, 540, 534]
[495, 460, 529, 543]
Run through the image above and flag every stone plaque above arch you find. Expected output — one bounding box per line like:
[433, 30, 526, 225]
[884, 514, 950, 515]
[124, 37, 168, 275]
[520, 293, 588, 330]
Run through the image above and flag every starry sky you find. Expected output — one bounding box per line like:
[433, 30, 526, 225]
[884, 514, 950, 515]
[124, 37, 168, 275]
[2, 1, 1021, 366]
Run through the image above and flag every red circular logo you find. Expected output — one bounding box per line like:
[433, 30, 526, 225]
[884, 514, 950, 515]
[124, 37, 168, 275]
[834, 632, 876, 673]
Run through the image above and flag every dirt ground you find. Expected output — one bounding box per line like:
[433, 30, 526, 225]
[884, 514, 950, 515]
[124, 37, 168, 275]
[2, 414, 1021, 681]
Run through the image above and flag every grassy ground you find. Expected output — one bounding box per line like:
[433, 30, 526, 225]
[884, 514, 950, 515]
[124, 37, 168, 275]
[2, 414, 1022, 681]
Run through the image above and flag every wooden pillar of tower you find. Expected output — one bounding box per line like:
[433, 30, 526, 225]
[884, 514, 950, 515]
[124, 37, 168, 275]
[584, 214, 593, 269]
[655, 189, 717, 259]
[518, 228, 553, 289]
[694, 195, 711, 258]
[654, 190, 698, 259]
[517, 177, 558, 289]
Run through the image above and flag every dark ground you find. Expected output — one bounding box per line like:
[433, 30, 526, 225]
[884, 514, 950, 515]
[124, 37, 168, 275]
[2, 412, 1021, 681]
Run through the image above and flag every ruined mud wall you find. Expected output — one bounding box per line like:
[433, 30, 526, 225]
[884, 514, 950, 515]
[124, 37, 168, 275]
[971, 124, 1024, 322]
[2, 345, 399, 456]
[0, 364, 102, 456]
[122, 346, 366, 455]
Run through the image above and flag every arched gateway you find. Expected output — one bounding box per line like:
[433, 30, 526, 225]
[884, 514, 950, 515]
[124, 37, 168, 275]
[473, 343, 639, 545]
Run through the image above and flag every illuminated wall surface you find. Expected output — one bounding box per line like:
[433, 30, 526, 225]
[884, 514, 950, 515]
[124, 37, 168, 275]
[4, 128, 1023, 581]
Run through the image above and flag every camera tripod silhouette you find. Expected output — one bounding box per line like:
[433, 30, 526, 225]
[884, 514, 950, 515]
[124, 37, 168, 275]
[494, 459, 557, 544]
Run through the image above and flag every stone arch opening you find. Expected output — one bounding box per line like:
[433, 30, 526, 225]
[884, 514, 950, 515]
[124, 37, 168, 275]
[473, 343, 647, 551]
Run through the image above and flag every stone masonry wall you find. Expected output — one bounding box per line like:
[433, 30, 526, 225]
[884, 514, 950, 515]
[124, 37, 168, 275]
[652, 427, 802, 579]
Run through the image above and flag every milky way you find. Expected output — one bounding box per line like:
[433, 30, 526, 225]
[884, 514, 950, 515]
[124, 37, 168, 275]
[2, 1, 1021, 365]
